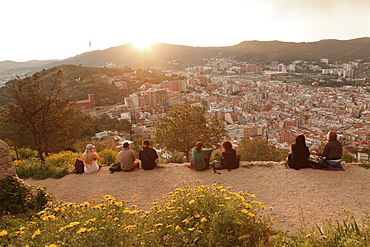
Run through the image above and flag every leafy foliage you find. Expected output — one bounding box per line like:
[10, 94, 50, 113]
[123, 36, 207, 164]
[342, 152, 357, 163]
[0, 182, 274, 246]
[237, 137, 289, 162]
[90, 114, 132, 134]
[154, 104, 225, 161]
[0, 175, 53, 215]
[2, 71, 91, 161]
[14, 151, 80, 179]
[98, 149, 119, 166]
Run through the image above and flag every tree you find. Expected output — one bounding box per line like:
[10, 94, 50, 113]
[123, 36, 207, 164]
[91, 114, 132, 134]
[342, 152, 357, 163]
[154, 104, 225, 161]
[237, 137, 289, 162]
[4, 71, 91, 161]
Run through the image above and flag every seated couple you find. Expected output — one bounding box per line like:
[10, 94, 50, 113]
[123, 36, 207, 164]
[287, 131, 342, 170]
[191, 141, 240, 171]
[118, 140, 158, 171]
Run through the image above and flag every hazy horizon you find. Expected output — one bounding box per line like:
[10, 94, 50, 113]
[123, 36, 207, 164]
[2, 0, 370, 62]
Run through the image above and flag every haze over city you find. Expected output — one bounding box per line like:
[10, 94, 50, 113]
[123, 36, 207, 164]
[1, 0, 370, 62]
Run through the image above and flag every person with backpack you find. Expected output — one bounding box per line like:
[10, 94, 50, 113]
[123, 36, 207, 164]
[118, 142, 136, 171]
[81, 144, 100, 174]
[191, 142, 213, 171]
[139, 140, 159, 170]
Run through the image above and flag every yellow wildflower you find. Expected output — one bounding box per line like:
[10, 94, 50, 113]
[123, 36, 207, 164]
[188, 200, 195, 205]
[106, 215, 113, 220]
[188, 228, 194, 231]
[241, 209, 249, 214]
[194, 214, 200, 218]
[54, 207, 65, 212]
[77, 228, 88, 234]
[247, 212, 255, 217]
[41, 214, 56, 221]
[175, 225, 181, 231]
[0, 230, 8, 236]
[182, 219, 190, 224]
[37, 210, 47, 215]
[200, 217, 207, 222]
[31, 229, 41, 239]
[271, 218, 276, 222]
[124, 225, 136, 231]
[86, 218, 97, 224]
[19, 226, 26, 231]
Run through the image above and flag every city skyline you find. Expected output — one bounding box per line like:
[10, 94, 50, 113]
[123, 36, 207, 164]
[1, 0, 370, 62]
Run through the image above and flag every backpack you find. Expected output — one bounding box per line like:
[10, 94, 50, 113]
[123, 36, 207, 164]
[109, 163, 122, 174]
[75, 158, 85, 174]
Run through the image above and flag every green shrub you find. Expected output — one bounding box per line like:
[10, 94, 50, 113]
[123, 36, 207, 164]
[10, 148, 39, 160]
[18, 148, 39, 160]
[45, 151, 80, 168]
[0, 181, 275, 246]
[161, 152, 186, 164]
[14, 160, 70, 180]
[342, 152, 357, 163]
[359, 163, 370, 169]
[98, 148, 119, 166]
[211, 151, 221, 161]
[0, 175, 53, 215]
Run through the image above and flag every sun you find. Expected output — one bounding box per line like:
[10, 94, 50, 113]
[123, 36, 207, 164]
[132, 41, 153, 50]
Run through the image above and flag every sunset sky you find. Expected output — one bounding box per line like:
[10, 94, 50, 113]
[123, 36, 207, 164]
[1, 0, 370, 62]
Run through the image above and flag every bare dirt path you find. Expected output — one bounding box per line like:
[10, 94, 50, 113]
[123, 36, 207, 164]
[25, 163, 370, 234]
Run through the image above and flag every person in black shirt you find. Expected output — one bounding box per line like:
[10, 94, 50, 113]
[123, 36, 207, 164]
[139, 140, 159, 170]
[287, 135, 311, 170]
[314, 131, 342, 167]
[219, 140, 240, 169]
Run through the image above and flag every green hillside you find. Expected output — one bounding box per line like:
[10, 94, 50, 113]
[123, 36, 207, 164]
[0, 64, 172, 107]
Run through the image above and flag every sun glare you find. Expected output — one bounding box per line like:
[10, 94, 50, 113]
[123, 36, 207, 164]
[132, 41, 153, 50]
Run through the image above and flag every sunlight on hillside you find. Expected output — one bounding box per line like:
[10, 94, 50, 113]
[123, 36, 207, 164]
[132, 41, 153, 50]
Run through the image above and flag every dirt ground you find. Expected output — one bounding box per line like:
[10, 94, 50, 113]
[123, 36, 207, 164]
[25, 162, 370, 234]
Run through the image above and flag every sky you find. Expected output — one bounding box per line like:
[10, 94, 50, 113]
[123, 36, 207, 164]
[1, 0, 370, 62]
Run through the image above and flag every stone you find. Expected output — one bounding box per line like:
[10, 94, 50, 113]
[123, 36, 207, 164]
[0, 139, 16, 180]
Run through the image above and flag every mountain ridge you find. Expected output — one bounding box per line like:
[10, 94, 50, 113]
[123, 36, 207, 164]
[1, 37, 370, 80]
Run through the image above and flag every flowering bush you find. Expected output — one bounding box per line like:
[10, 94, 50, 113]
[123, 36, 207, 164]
[15, 151, 80, 179]
[98, 148, 119, 166]
[0, 181, 274, 246]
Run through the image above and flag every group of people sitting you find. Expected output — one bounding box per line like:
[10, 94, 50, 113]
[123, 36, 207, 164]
[286, 131, 343, 170]
[81, 140, 158, 174]
[81, 139, 241, 174]
[191, 140, 241, 171]
[81, 131, 339, 174]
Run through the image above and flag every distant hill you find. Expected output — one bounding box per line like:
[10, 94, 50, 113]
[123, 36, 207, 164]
[0, 64, 172, 107]
[1, 38, 370, 80]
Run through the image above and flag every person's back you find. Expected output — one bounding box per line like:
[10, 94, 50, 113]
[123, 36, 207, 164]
[317, 131, 342, 167]
[82, 144, 100, 174]
[218, 140, 240, 170]
[222, 148, 239, 169]
[288, 135, 310, 170]
[139, 140, 158, 170]
[118, 142, 136, 171]
[192, 142, 212, 171]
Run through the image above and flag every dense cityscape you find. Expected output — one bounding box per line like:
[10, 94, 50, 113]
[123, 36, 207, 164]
[71, 56, 370, 162]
